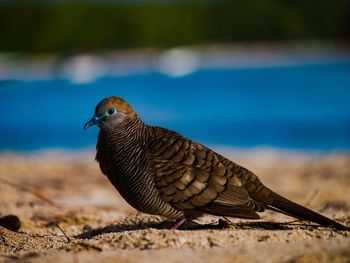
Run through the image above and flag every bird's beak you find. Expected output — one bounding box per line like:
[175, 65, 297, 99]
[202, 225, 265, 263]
[84, 115, 104, 130]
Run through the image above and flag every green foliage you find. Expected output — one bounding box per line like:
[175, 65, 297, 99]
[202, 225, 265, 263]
[0, 0, 349, 53]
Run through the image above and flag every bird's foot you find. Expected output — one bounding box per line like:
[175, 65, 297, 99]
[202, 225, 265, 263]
[170, 218, 187, 230]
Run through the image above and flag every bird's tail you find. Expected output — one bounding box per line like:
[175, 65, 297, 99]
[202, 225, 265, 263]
[267, 190, 349, 231]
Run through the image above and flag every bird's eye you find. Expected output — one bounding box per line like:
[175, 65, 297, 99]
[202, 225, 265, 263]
[106, 108, 116, 115]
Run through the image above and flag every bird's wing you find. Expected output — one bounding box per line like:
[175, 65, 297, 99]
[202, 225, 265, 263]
[148, 127, 267, 219]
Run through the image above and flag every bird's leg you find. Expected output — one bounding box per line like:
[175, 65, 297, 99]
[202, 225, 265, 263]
[170, 217, 187, 230]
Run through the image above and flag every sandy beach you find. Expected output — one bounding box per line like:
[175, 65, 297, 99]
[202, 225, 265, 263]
[0, 148, 349, 262]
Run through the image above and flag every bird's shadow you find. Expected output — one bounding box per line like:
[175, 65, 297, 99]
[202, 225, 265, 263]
[75, 220, 222, 239]
[75, 219, 318, 240]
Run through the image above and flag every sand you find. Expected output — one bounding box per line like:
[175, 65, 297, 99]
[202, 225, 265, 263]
[0, 148, 349, 262]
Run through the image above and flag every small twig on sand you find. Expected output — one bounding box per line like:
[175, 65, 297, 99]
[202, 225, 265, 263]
[0, 177, 62, 209]
[56, 223, 71, 243]
[284, 188, 320, 225]
[304, 189, 319, 207]
[222, 216, 233, 224]
[284, 219, 302, 224]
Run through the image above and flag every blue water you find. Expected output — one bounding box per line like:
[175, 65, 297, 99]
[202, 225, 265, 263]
[1, 61, 350, 151]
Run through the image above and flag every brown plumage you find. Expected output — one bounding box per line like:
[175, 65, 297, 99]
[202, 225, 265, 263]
[84, 96, 349, 230]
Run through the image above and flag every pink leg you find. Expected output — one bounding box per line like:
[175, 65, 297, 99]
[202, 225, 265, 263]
[171, 218, 187, 230]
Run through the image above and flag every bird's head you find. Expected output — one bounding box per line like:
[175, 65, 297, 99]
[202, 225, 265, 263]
[84, 97, 137, 131]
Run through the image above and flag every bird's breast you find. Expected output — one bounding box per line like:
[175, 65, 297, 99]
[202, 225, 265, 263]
[98, 141, 183, 218]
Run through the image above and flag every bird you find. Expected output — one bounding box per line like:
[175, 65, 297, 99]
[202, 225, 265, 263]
[84, 96, 349, 231]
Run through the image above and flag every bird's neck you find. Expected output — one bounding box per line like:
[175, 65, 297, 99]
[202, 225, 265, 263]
[99, 117, 150, 153]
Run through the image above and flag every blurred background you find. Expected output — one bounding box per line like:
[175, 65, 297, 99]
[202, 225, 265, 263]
[0, 0, 350, 152]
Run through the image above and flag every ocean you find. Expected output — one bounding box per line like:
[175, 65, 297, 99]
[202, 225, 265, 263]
[1, 57, 349, 152]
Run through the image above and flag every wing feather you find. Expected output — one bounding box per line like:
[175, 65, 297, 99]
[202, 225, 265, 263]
[149, 127, 266, 218]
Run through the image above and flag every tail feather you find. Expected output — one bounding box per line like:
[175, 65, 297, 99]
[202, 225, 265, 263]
[268, 190, 349, 231]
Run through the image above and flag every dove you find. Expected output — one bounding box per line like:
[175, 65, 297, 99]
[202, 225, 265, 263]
[84, 96, 348, 230]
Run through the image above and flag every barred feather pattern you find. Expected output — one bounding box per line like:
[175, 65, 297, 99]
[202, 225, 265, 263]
[148, 127, 267, 219]
[96, 117, 184, 218]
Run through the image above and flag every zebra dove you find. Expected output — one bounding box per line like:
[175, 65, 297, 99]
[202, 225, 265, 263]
[84, 97, 348, 230]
